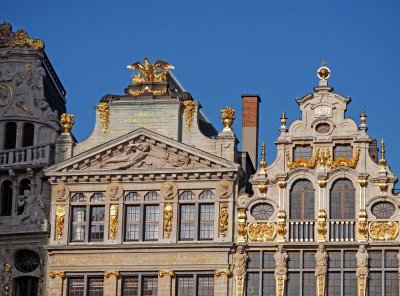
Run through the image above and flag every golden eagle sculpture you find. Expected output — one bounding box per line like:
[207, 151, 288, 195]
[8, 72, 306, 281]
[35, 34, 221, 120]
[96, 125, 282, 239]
[127, 57, 174, 84]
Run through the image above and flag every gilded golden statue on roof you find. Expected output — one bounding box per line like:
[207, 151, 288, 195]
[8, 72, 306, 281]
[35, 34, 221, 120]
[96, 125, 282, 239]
[127, 57, 174, 84]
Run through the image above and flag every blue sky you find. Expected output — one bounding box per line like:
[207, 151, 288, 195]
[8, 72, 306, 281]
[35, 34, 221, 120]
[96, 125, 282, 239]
[4, 1, 400, 176]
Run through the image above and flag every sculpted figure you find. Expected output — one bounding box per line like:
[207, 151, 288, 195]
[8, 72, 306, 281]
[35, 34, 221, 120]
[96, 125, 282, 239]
[29, 60, 45, 99]
[17, 190, 46, 225]
[233, 246, 248, 277]
[315, 245, 328, 276]
[274, 245, 288, 277]
[100, 142, 150, 169]
[356, 245, 369, 277]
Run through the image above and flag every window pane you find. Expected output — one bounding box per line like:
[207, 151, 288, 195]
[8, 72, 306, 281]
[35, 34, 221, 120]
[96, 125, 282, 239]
[370, 251, 382, 268]
[344, 251, 356, 268]
[179, 191, 195, 200]
[303, 252, 315, 268]
[199, 204, 214, 240]
[288, 252, 300, 269]
[144, 205, 159, 240]
[385, 251, 398, 268]
[90, 193, 105, 202]
[88, 277, 104, 296]
[329, 252, 341, 268]
[180, 205, 195, 240]
[125, 192, 140, 202]
[262, 272, 274, 296]
[385, 271, 399, 296]
[330, 179, 355, 219]
[72, 207, 86, 241]
[177, 276, 194, 296]
[294, 146, 312, 160]
[302, 272, 315, 296]
[248, 252, 260, 269]
[287, 272, 300, 296]
[334, 145, 352, 160]
[197, 276, 214, 296]
[68, 278, 84, 296]
[122, 277, 138, 296]
[90, 206, 105, 241]
[125, 206, 140, 241]
[328, 272, 341, 296]
[144, 192, 159, 201]
[142, 277, 158, 296]
[262, 252, 275, 269]
[246, 272, 260, 296]
[199, 190, 215, 200]
[368, 271, 382, 295]
[343, 272, 357, 296]
[72, 193, 86, 202]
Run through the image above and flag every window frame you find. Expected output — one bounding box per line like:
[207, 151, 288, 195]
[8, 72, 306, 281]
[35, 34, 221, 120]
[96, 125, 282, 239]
[175, 272, 215, 296]
[293, 145, 312, 161]
[330, 179, 355, 220]
[67, 274, 104, 296]
[334, 144, 353, 160]
[121, 273, 159, 296]
[289, 180, 315, 220]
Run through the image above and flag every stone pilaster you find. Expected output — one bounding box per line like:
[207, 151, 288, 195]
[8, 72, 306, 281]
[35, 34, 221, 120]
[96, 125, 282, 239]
[214, 269, 232, 296]
[158, 270, 174, 296]
[104, 271, 119, 296]
[48, 272, 65, 296]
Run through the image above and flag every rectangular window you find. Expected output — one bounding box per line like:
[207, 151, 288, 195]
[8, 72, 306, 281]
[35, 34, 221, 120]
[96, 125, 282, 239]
[197, 276, 214, 296]
[302, 272, 316, 296]
[177, 276, 194, 296]
[68, 277, 84, 296]
[88, 278, 104, 295]
[343, 272, 357, 296]
[261, 272, 274, 296]
[90, 206, 105, 241]
[246, 273, 260, 296]
[369, 271, 382, 295]
[385, 272, 399, 296]
[122, 275, 157, 296]
[293, 145, 312, 160]
[328, 272, 341, 296]
[334, 145, 352, 160]
[71, 207, 86, 242]
[177, 275, 213, 296]
[144, 205, 159, 240]
[180, 204, 195, 240]
[199, 204, 214, 240]
[67, 276, 103, 296]
[286, 272, 300, 296]
[122, 277, 138, 296]
[125, 206, 140, 241]
[142, 277, 158, 296]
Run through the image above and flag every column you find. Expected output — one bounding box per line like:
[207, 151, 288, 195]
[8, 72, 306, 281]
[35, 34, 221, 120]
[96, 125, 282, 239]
[103, 272, 119, 296]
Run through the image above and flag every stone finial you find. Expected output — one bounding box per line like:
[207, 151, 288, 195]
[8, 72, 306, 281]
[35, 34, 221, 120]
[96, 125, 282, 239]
[60, 113, 75, 135]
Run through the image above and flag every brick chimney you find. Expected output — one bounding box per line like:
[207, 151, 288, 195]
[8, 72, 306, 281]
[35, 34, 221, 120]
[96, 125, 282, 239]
[241, 94, 261, 169]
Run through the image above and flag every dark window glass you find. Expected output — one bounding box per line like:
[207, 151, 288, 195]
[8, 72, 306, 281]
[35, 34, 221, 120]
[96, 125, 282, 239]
[328, 272, 341, 296]
[197, 276, 214, 296]
[125, 206, 140, 241]
[302, 272, 316, 296]
[261, 272, 274, 296]
[142, 277, 158, 296]
[329, 252, 342, 268]
[290, 180, 314, 220]
[22, 123, 34, 147]
[71, 207, 86, 241]
[334, 145, 352, 160]
[71, 193, 86, 202]
[180, 204, 195, 240]
[19, 179, 31, 196]
[262, 252, 275, 269]
[88, 277, 103, 296]
[122, 277, 138, 296]
[90, 206, 105, 241]
[248, 252, 261, 269]
[4, 122, 17, 150]
[293, 145, 312, 160]
[125, 192, 140, 201]
[14, 250, 40, 273]
[344, 251, 357, 268]
[288, 252, 300, 269]
[368, 271, 382, 295]
[343, 272, 357, 296]
[330, 179, 355, 219]
[385, 251, 398, 268]
[385, 272, 399, 296]
[246, 273, 260, 296]
[199, 190, 215, 200]
[372, 202, 395, 219]
[369, 251, 382, 268]
[68, 277, 84, 296]
[1, 180, 13, 216]
[177, 276, 194, 296]
[14, 276, 38, 296]
[199, 204, 214, 240]
[251, 203, 274, 220]
[144, 205, 159, 240]
[144, 191, 159, 201]
[303, 252, 315, 268]
[286, 272, 300, 296]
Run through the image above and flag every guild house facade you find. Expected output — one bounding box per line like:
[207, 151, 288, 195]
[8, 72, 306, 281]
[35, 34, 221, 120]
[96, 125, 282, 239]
[0, 24, 400, 296]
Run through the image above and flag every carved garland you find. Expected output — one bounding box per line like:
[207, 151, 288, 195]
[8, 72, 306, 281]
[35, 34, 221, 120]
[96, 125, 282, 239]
[183, 100, 196, 134]
[163, 203, 173, 238]
[97, 102, 110, 137]
[219, 202, 229, 237]
[286, 148, 319, 169]
[128, 87, 167, 97]
[1, 263, 12, 295]
[109, 205, 119, 240]
[55, 205, 65, 240]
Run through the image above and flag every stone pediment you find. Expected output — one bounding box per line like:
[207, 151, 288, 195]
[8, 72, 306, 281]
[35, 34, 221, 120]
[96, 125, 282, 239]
[45, 128, 239, 176]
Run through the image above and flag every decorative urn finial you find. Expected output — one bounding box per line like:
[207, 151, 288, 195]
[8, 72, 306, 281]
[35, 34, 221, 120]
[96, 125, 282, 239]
[360, 110, 367, 125]
[220, 107, 235, 130]
[380, 139, 387, 167]
[259, 142, 267, 171]
[317, 60, 331, 80]
[60, 113, 75, 135]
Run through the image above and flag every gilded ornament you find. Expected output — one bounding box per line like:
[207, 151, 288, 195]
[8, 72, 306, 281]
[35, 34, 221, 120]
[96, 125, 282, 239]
[97, 102, 110, 137]
[326, 148, 360, 169]
[160, 181, 178, 200]
[128, 87, 167, 96]
[214, 269, 233, 277]
[317, 177, 327, 188]
[277, 210, 287, 242]
[49, 271, 65, 279]
[158, 270, 175, 277]
[104, 271, 120, 278]
[317, 210, 327, 242]
[316, 275, 326, 296]
[163, 203, 173, 238]
[379, 181, 388, 192]
[219, 202, 229, 237]
[109, 205, 119, 240]
[379, 139, 387, 167]
[183, 100, 196, 134]
[286, 148, 319, 169]
[276, 274, 286, 296]
[1, 263, 12, 296]
[360, 110, 367, 125]
[237, 208, 247, 239]
[358, 209, 368, 242]
[358, 274, 367, 296]
[258, 181, 267, 194]
[216, 180, 233, 198]
[317, 61, 331, 80]
[278, 178, 287, 189]
[318, 148, 331, 167]
[358, 177, 368, 188]
[280, 112, 287, 128]
[60, 113, 75, 135]
[259, 143, 267, 171]
[368, 221, 399, 240]
[127, 57, 174, 83]
[247, 222, 277, 242]
[54, 183, 69, 201]
[55, 205, 65, 240]
[13, 29, 44, 50]
[220, 107, 235, 130]
[106, 183, 123, 200]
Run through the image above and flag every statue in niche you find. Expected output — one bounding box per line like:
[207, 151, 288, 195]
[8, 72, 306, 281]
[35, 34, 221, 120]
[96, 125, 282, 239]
[315, 245, 328, 276]
[356, 245, 369, 278]
[17, 190, 46, 225]
[274, 245, 288, 277]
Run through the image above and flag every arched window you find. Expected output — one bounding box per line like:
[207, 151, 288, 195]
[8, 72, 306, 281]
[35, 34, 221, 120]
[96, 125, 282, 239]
[4, 122, 17, 150]
[330, 179, 355, 219]
[290, 180, 314, 219]
[0, 180, 13, 216]
[22, 123, 34, 147]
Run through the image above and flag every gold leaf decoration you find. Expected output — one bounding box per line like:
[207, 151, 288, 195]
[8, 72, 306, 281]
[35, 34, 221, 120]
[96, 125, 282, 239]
[247, 222, 277, 242]
[183, 100, 196, 134]
[97, 102, 110, 137]
[368, 221, 398, 240]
